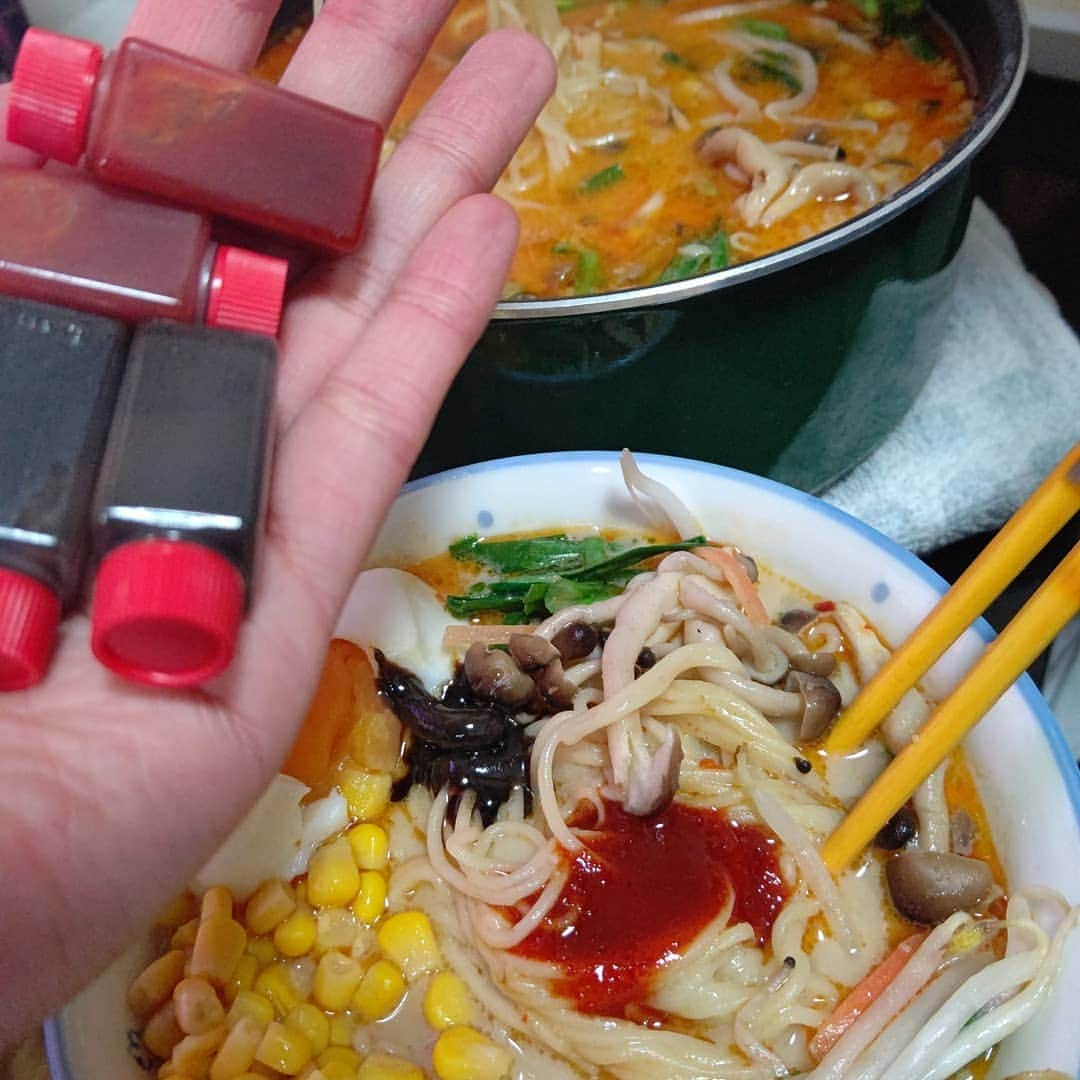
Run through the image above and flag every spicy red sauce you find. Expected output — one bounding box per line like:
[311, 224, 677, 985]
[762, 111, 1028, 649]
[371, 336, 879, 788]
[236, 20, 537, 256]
[514, 801, 787, 1017]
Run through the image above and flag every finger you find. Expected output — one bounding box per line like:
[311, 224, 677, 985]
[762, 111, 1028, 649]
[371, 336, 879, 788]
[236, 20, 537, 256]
[275, 29, 555, 424]
[256, 194, 518, 645]
[278, 0, 456, 119]
[123, 0, 280, 70]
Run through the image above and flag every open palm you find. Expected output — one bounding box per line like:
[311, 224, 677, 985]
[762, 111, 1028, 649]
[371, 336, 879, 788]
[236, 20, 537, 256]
[0, 0, 554, 1049]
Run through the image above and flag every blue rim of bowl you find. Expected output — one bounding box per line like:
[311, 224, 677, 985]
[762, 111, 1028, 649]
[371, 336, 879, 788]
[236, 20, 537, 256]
[44, 449, 1080, 1080]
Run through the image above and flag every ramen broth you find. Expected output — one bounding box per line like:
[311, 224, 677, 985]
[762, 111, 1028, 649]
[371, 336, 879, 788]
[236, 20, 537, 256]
[130, 518, 1050, 1080]
[258, 0, 975, 298]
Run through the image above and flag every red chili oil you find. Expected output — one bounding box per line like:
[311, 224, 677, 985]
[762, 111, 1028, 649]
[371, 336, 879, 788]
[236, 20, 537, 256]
[513, 800, 788, 1018]
[7, 30, 382, 253]
[0, 168, 285, 335]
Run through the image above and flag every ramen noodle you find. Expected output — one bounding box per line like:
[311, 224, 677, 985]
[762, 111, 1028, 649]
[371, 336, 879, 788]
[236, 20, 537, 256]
[259, 0, 976, 298]
[128, 456, 1078, 1080]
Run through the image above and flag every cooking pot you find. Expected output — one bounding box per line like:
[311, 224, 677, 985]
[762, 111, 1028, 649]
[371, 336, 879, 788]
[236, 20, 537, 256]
[413, 0, 1027, 492]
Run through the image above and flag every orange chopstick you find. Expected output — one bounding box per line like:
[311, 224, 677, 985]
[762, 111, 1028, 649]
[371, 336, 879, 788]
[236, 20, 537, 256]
[826, 443, 1080, 754]
[823, 540, 1080, 872]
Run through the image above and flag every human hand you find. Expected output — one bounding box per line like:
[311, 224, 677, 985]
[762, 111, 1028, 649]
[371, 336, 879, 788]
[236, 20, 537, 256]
[0, 0, 554, 1048]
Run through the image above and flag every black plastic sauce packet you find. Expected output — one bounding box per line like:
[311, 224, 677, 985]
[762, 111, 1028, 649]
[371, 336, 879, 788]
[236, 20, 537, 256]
[0, 0, 28, 81]
[0, 295, 128, 690]
[89, 321, 277, 688]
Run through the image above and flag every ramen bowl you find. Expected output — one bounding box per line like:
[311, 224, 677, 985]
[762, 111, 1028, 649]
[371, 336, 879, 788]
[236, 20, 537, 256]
[414, 0, 1027, 492]
[48, 452, 1080, 1079]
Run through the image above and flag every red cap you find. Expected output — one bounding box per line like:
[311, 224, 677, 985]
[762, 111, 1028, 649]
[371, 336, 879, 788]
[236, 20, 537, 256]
[0, 568, 61, 692]
[91, 539, 244, 687]
[7, 28, 104, 165]
[205, 246, 288, 337]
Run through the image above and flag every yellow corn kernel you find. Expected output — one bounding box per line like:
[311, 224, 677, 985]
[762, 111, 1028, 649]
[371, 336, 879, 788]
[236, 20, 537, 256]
[274, 908, 318, 958]
[345, 824, 389, 871]
[340, 771, 392, 822]
[209, 1016, 263, 1080]
[245, 879, 297, 937]
[141, 1001, 183, 1059]
[432, 1027, 513, 1080]
[255, 1021, 313, 1076]
[351, 959, 405, 1022]
[376, 912, 442, 981]
[423, 971, 476, 1031]
[190, 917, 247, 987]
[307, 839, 361, 909]
[170, 1025, 227, 1078]
[356, 1053, 424, 1080]
[318, 1062, 357, 1080]
[861, 98, 899, 120]
[174, 976, 226, 1035]
[285, 1004, 330, 1056]
[254, 963, 306, 1016]
[319, 1047, 361, 1073]
[351, 872, 387, 926]
[245, 937, 277, 968]
[225, 954, 258, 1005]
[227, 990, 275, 1029]
[201, 887, 235, 922]
[171, 916, 200, 950]
[127, 949, 187, 1019]
[312, 951, 364, 1012]
[327, 1014, 355, 1048]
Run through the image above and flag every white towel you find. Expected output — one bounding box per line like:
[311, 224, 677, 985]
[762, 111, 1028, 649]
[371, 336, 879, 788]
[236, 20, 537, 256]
[823, 198, 1080, 554]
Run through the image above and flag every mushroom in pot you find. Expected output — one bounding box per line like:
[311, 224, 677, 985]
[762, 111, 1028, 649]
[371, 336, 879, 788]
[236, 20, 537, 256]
[508, 633, 560, 671]
[623, 726, 684, 817]
[509, 633, 577, 710]
[784, 670, 842, 740]
[885, 850, 994, 924]
[875, 804, 919, 850]
[551, 621, 599, 662]
[464, 642, 535, 709]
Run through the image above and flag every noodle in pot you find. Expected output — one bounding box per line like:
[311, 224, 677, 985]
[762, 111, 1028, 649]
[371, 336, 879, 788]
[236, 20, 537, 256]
[254, 0, 977, 299]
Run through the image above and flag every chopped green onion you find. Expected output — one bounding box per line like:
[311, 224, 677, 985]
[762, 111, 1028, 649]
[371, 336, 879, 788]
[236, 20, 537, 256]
[580, 163, 625, 193]
[658, 231, 729, 284]
[556, 0, 576, 10]
[661, 50, 692, 67]
[739, 18, 790, 39]
[901, 29, 940, 60]
[738, 50, 803, 94]
[553, 242, 604, 295]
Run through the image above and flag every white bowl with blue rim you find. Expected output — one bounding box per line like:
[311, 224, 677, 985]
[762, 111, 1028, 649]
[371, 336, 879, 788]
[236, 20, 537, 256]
[47, 452, 1080, 1079]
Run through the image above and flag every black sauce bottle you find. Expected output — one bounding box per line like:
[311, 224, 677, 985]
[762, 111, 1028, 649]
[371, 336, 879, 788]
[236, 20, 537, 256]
[90, 321, 276, 687]
[0, 295, 128, 691]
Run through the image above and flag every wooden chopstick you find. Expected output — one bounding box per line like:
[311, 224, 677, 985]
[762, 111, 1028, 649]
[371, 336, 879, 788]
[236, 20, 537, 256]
[822, 539, 1080, 873]
[826, 442, 1080, 754]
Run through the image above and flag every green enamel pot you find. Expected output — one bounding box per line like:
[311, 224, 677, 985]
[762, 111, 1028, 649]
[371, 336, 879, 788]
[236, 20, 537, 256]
[415, 0, 1026, 493]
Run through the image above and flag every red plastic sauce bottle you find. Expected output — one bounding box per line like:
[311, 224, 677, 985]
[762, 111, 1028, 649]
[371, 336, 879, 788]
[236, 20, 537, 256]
[0, 167, 287, 335]
[7, 28, 383, 253]
[90, 321, 276, 687]
[0, 295, 128, 691]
